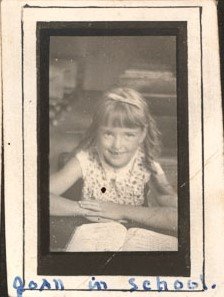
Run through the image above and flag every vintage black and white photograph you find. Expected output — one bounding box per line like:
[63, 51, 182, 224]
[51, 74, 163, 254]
[48, 33, 179, 252]
[36, 22, 191, 276]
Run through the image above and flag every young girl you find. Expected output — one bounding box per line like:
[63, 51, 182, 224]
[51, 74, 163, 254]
[50, 88, 177, 235]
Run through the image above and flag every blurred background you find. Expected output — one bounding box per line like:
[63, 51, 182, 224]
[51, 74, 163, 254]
[49, 36, 177, 250]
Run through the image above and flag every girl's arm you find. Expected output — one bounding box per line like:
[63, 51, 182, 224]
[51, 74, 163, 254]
[149, 164, 177, 208]
[79, 201, 177, 235]
[147, 162, 177, 207]
[50, 193, 100, 217]
[50, 156, 82, 196]
[50, 193, 83, 216]
[50, 157, 85, 217]
[123, 205, 177, 234]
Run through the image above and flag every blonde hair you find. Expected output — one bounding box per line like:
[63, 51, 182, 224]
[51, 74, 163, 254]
[73, 88, 161, 173]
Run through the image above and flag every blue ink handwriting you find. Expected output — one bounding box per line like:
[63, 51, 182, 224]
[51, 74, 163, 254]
[89, 277, 107, 290]
[128, 276, 217, 292]
[13, 276, 64, 297]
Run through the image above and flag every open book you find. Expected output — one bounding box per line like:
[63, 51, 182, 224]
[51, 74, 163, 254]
[66, 222, 178, 252]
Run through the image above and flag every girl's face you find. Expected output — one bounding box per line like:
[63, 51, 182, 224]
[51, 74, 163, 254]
[96, 125, 146, 169]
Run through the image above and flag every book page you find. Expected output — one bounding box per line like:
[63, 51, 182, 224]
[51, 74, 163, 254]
[66, 222, 127, 252]
[122, 228, 178, 251]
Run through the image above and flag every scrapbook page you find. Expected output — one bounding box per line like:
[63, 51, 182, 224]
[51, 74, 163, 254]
[1, 0, 224, 296]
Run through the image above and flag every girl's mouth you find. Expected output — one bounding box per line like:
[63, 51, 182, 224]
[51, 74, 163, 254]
[109, 150, 125, 156]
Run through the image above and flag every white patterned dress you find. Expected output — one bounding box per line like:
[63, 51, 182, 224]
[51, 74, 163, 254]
[76, 148, 164, 206]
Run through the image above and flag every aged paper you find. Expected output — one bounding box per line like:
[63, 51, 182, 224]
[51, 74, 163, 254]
[1, 0, 224, 296]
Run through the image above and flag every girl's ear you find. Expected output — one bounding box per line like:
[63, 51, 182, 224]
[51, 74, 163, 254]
[139, 127, 147, 143]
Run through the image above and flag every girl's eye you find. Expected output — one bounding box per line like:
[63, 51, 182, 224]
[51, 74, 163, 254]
[125, 133, 135, 138]
[104, 131, 113, 137]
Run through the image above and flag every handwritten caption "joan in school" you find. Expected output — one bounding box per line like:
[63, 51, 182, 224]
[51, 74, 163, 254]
[13, 275, 217, 296]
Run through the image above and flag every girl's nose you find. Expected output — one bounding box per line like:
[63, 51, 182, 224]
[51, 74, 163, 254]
[112, 135, 122, 150]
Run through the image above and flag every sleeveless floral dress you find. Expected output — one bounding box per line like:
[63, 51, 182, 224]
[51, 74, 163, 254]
[76, 148, 164, 206]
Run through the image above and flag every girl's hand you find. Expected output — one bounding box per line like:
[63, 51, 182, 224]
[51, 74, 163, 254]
[79, 200, 126, 221]
[73, 201, 102, 218]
